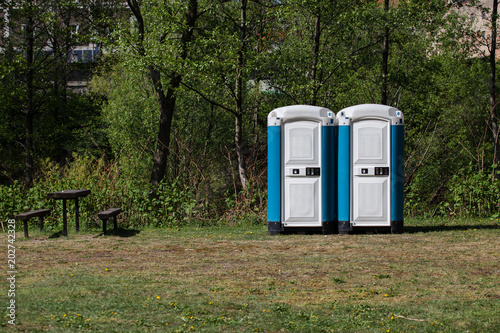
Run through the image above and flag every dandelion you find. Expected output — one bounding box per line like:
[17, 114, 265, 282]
[209, 302, 213, 305]
[156, 296, 161, 300]
[70, 274, 74, 277]
[105, 268, 109, 271]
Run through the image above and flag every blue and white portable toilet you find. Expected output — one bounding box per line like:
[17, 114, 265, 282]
[267, 105, 336, 235]
[337, 104, 404, 234]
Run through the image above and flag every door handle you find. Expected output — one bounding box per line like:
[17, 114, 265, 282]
[354, 167, 389, 176]
[286, 167, 320, 176]
[306, 167, 320, 176]
[375, 167, 389, 175]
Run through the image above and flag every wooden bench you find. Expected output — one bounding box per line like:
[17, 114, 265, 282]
[14, 209, 51, 238]
[97, 208, 122, 234]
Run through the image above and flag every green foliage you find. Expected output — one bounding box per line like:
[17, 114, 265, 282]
[3, 0, 500, 223]
[443, 165, 500, 217]
[90, 59, 158, 182]
[0, 154, 203, 230]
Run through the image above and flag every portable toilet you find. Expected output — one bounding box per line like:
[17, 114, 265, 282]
[267, 105, 336, 235]
[337, 104, 404, 234]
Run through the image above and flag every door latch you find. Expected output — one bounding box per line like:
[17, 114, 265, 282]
[306, 167, 320, 176]
[375, 167, 389, 175]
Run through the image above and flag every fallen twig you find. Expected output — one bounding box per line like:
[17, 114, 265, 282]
[394, 314, 430, 322]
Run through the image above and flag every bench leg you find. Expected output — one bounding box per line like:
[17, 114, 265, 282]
[102, 218, 107, 235]
[113, 216, 118, 230]
[39, 216, 44, 232]
[62, 199, 67, 236]
[75, 197, 80, 232]
[24, 220, 28, 238]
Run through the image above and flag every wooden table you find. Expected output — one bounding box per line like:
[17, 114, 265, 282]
[47, 189, 91, 236]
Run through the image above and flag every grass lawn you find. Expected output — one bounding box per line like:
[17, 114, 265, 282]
[1, 218, 499, 332]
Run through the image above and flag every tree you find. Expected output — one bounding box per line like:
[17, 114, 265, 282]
[381, 0, 389, 105]
[0, 0, 102, 188]
[268, 0, 381, 108]
[181, 0, 279, 191]
[455, 0, 500, 178]
[489, 0, 500, 178]
[124, 0, 198, 189]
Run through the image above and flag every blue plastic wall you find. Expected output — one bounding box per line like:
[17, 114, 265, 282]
[337, 124, 350, 222]
[321, 126, 336, 222]
[391, 125, 404, 221]
[267, 125, 281, 222]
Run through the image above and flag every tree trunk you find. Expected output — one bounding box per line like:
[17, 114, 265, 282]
[127, 0, 198, 188]
[235, 0, 248, 190]
[149, 70, 179, 188]
[311, 13, 321, 106]
[381, 0, 389, 105]
[490, 0, 499, 179]
[24, 11, 35, 190]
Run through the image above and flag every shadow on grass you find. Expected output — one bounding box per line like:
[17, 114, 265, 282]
[48, 230, 64, 239]
[403, 224, 499, 234]
[47, 228, 141, 238]
[100, 227, 141, 238]
[278, 223, 499, 235]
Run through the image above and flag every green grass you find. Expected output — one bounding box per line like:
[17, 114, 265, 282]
[1, 218, 499, 332]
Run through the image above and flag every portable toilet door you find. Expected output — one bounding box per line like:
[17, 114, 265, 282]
[337, 104, 404, 234]
[268, 105, 336, 235]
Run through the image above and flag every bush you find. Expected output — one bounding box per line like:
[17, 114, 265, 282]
[441, 166, 500, 217]
[0, 153, 203, 231]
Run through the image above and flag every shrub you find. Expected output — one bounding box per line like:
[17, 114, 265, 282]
[0, 153, 203, 230]
[441, 165, 500, 217]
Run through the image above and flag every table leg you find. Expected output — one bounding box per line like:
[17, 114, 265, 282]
[75, 197, 80, 232]
[63, 199, 67, 236]
[24, 220, 28, 238]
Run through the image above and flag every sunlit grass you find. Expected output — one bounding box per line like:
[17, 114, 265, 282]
[1, 219, 498, 332]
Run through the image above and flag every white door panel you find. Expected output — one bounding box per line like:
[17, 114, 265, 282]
[285, 178, 320, 223]
[353, 178, 388, 223]
[283, 120, 321, 226]
[284, 121, 319, 165]
[352, 120, 390, 226]
[353, 122, 388, 165]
